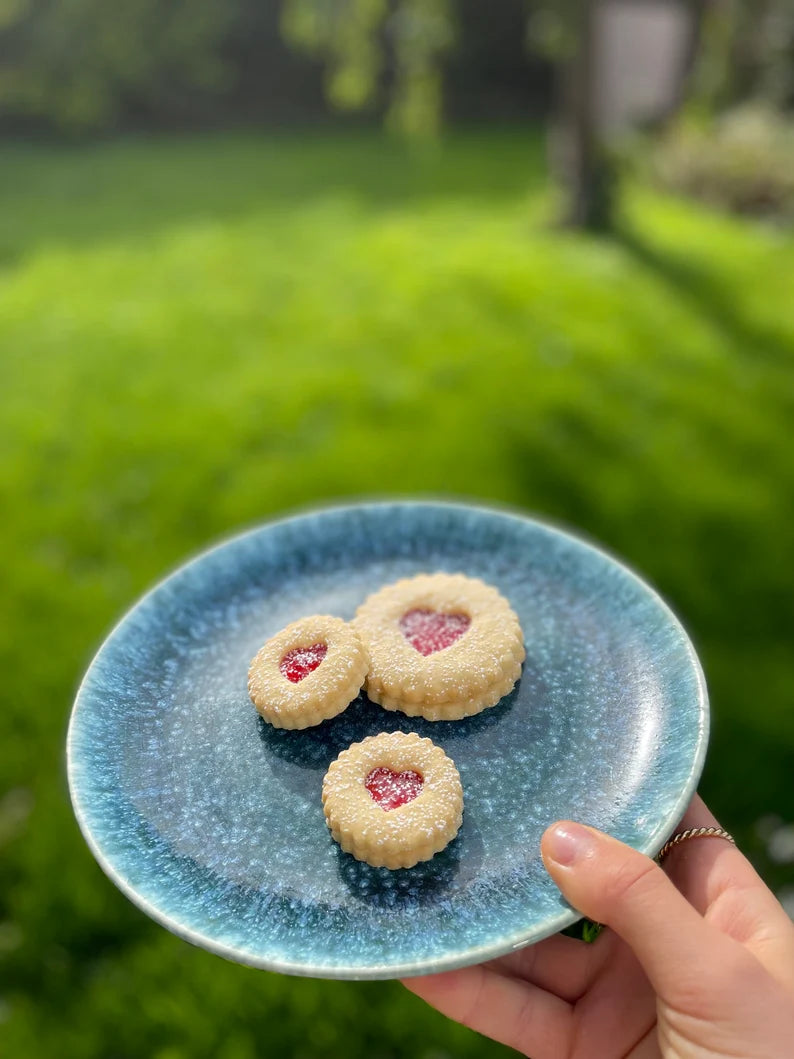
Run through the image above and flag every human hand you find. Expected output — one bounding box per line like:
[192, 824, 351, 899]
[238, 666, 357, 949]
[402, 796, 794, 1057]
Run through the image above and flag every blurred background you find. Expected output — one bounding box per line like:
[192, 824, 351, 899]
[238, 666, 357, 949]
[1, 1, 793, 1056]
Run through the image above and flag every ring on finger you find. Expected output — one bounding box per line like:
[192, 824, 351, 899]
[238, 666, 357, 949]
[656, 826, 736, 865]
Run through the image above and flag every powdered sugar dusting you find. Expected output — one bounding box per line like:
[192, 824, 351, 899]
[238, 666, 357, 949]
[279, 642, 328, 683]
[365, 766, 424, 810]
[399, 609, 470, 656]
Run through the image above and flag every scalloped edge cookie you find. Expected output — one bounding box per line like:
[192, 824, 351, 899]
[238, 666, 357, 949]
[322, 731, 463, 869]
[248, 615, 368, 729]
[353, 573, 525, 721]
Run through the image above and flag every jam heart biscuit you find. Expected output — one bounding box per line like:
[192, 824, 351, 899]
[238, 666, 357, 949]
[322, 731, 463, 869]
[353, 573, 524, 721]
[248, 615, 368, 729]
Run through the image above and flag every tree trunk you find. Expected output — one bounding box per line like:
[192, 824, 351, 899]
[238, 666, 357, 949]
[559, 0, 615, 231]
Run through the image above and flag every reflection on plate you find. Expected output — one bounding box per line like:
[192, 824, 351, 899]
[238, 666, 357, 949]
[67, 502, 708, 979]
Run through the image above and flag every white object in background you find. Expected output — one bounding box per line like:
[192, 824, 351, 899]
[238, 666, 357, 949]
[596, 0, 694, 133]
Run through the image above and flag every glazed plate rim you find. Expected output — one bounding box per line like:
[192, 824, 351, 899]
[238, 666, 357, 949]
[67, 500, 709, 978]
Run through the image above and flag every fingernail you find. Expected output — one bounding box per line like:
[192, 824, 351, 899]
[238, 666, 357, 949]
[543, 822, 596, 867]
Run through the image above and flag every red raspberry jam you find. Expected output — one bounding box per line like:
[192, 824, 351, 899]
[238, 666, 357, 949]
[365, 767, 424, 811]
[279, 642, 328, 683]
[399, 608, 471, 656]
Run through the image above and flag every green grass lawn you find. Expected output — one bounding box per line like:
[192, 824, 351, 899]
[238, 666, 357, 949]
[1, 127, 793, 1059]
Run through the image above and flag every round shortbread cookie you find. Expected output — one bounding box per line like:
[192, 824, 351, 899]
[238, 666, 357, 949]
[353, 573, 525, 721]
[248, 615, 368, 730]
[322, 731, 463, 869]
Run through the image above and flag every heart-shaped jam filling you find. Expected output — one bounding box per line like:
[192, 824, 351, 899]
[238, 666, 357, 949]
[279, 642, 328, 683]
[365, 767, 423, 811]
[399, 608, 470, 656]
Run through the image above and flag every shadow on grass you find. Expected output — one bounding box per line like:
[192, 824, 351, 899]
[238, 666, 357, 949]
[615, 225, 794, 372]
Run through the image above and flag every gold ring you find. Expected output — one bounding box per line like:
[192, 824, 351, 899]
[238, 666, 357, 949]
[656, 826, 736, 865]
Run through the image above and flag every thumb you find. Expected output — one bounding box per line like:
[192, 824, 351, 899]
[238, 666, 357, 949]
[541, 821, 737, 1001]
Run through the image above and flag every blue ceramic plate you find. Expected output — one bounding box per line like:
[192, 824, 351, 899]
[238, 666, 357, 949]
[67, 502, 708, 979]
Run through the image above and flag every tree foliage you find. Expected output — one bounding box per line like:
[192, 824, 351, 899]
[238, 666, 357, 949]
[0, 0, 232, 130]
[691, 0, 794, 113]
[2, 0, 793, 135]
[281, 0, 455, 137]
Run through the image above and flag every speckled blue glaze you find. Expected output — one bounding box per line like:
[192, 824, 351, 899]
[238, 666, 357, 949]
[67, 502, 708, 979]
